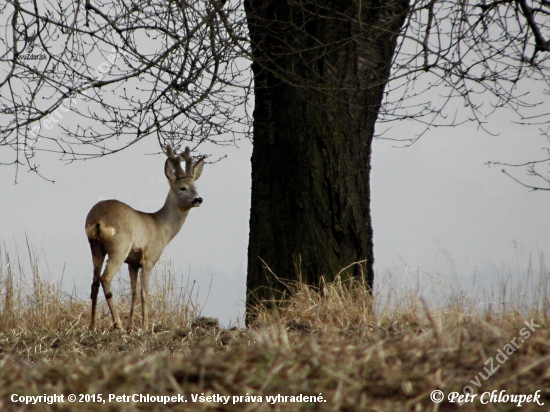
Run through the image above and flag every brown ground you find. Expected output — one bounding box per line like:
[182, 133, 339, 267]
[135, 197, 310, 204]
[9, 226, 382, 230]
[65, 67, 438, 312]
[0, 258, 549, 411]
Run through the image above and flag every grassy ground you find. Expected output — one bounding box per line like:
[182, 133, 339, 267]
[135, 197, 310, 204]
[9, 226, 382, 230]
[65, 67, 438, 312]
[0, 250, 549, 411]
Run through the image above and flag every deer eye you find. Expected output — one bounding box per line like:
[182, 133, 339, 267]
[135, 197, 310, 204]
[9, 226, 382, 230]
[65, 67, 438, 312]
[180, 187, 187, 191]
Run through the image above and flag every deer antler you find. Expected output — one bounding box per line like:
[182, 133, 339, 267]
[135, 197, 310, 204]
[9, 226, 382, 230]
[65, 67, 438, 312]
[165, 145, 186, 179]
[180, 147, 194, 175]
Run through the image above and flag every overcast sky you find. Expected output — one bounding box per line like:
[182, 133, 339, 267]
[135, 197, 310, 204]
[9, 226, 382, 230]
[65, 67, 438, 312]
[2, 107, 549, 326]
[1, 3, 549, 326]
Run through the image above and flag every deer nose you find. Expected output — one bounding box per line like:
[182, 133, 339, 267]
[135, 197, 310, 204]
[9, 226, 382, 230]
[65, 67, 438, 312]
[193, 197, 203, 205]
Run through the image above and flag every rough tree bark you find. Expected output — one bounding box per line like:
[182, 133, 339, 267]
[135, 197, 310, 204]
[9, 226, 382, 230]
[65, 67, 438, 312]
[245, 0, 409, 315]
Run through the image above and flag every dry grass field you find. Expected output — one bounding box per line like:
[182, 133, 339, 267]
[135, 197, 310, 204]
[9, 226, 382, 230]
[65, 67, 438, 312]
[0, 248, 549, 411]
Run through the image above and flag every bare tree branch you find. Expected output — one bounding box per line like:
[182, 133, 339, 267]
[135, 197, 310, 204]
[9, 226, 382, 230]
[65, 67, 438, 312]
[0, 0, 549, 184]
[0, 0, 251, 177]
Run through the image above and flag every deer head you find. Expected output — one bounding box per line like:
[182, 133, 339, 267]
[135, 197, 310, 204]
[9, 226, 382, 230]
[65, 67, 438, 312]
[164, 145, 205, 209]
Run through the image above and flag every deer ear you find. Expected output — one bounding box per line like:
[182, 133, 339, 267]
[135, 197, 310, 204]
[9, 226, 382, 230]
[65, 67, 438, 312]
[193, 157, 205, 181]
[165, 159, 178, 183]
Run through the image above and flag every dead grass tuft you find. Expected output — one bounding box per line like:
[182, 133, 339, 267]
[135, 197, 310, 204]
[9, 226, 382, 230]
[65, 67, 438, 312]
[1, 247, 549, 411]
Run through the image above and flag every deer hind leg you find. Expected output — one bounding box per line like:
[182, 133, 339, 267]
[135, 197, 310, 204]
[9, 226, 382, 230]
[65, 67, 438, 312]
[89, 241, 106, 330]
[127, 265, 139, 331]
[100, 249, 129, 330]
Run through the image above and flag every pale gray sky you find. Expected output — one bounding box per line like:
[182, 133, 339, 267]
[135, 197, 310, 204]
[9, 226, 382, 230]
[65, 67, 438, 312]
[2, 110, 549, 326]
[1, 2, 549, 325]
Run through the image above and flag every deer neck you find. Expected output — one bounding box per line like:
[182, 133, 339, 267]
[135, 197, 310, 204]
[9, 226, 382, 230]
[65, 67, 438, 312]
[152, 192, 190, 244]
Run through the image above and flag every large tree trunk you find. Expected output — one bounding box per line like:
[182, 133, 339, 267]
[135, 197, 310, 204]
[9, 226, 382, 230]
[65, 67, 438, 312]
[245, 0, 408, 318]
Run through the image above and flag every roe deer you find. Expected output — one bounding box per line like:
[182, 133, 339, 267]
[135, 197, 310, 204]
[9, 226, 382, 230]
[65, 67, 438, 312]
[85, 146, 205, 331]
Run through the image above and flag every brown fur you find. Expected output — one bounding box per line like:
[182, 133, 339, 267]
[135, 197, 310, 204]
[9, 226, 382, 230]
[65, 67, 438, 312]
[86, 146, 205, 331]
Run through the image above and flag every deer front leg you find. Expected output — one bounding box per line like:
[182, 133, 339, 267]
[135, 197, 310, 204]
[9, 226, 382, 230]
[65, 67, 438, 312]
[140, 264, 153, 331]
[127, 265, 139, 331]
